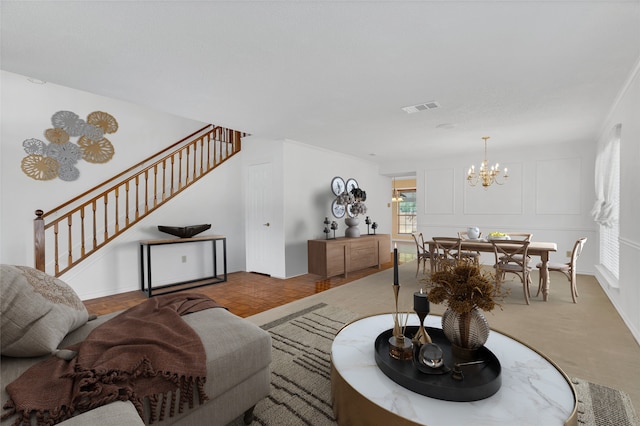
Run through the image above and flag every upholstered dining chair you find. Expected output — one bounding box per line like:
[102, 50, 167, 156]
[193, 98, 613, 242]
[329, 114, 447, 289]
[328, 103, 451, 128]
[412, 233, 431, 277]
[536, 237, 587, 303]
[492, 240, 533, 305]
[432, 237, 462, 272]
[457, 231, 482, 265]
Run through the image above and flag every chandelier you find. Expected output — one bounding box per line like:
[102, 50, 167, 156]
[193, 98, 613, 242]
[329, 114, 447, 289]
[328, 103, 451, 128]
[391, 177, 404, 202]
[467, 136, 508, 188]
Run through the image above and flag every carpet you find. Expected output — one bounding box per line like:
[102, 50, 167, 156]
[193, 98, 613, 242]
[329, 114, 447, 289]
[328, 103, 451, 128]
[229, 303, 639, 426]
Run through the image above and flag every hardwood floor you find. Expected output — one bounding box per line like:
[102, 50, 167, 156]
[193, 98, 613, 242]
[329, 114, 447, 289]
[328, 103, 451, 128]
[83, 242, 417, 317]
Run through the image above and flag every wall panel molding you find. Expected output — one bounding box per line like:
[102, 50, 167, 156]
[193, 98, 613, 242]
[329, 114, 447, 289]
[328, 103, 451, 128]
[424, 168, 455, 215]
[463, 162, 523, 214]
[535, 157, 581, 214]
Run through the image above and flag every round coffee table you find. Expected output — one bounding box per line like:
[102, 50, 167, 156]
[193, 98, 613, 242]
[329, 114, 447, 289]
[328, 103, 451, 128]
[331, 314, 577, 426]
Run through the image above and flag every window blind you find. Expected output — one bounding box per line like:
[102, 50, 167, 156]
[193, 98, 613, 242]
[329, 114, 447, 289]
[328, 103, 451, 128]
[598, 126, 621, 280]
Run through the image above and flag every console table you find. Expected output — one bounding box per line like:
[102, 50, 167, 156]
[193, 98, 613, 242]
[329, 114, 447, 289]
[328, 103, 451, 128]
[139, 235, 227, 297]
[307, 234, 390, 278]
[331, 314, 577, 426]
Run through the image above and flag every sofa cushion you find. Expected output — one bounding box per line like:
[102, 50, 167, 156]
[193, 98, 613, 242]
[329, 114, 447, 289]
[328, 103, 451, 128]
[0, 264, 88, 357]
[182, 308, 272, 399]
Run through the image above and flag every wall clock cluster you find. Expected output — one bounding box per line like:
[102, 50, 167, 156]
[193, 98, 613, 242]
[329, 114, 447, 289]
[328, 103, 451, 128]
[330, 176, 359, 218]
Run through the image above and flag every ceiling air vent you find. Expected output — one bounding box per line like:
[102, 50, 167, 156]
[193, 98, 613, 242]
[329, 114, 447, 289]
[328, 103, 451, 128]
[401, 101, 441, 114]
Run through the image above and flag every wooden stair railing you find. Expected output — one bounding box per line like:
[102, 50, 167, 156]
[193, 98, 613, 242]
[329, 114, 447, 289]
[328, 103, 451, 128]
[34, 124, 246, 277]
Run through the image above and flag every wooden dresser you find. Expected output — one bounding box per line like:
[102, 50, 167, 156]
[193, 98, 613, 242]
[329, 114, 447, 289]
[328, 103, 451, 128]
[307, 234, 391, 278]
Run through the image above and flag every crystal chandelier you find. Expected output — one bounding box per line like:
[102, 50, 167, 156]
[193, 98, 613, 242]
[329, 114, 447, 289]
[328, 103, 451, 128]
[467, 136, 508, 188]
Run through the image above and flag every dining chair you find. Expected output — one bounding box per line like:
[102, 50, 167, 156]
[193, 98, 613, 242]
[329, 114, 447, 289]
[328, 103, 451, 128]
[497, 232, 533, 277]
[432, 237, 462, 272]
[492, 240, 533, 305]
[411, 233, 431, 277]
[507, 233, 533, 241]
[536, 237, 587, 303]
[457, 231, 482, 266]
[418, 232, 427, 252]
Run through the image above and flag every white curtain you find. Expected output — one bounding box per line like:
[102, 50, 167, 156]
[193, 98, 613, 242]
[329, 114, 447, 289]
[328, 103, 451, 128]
[591, 124, 621, 227]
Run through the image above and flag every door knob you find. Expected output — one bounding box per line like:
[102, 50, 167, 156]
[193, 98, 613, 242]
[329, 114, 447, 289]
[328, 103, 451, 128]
[263, 223, 270, 227]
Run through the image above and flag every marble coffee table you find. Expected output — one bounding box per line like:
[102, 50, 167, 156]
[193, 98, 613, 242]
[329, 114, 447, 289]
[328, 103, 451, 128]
[330, 314, 577, 426]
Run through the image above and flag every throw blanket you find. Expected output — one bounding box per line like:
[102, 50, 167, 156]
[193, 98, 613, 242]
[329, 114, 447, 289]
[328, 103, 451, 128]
[2, 292, 223, 426]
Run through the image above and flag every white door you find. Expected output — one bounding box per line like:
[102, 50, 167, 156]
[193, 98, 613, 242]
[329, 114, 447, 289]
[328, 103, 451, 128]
[246, 163, 273, 275]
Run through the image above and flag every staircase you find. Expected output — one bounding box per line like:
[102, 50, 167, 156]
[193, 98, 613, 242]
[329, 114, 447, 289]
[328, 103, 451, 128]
[34, 124, 246, 277]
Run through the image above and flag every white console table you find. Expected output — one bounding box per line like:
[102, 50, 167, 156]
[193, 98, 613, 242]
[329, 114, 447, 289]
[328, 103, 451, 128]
[331, 314, 577, 426]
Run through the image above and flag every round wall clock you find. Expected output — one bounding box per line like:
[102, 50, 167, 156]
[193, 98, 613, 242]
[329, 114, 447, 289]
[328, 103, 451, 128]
[331, 176, 346, 196]
[346, 178, 359, 193]
[332, 199, 346, 218]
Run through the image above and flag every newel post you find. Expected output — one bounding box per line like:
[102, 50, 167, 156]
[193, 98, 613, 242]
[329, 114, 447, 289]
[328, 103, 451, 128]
[34, 209, 45, 271]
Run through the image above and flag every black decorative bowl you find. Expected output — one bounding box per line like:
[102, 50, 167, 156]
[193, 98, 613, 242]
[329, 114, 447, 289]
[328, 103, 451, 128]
[157, 224, 211, 238]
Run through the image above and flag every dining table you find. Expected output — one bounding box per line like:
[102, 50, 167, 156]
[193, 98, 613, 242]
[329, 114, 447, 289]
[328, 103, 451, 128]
[425, 239, 558, 301]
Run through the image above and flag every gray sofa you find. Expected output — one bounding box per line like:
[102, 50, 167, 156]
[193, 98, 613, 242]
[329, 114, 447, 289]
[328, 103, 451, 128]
[1, 265, 272, 426]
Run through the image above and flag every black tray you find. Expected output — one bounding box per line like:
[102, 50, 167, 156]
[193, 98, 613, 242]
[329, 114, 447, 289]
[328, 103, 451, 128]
[374, 326, 501, 402]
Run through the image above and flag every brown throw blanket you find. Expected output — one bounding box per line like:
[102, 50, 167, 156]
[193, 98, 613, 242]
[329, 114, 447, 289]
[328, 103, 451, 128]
[2, 292, 223, 426]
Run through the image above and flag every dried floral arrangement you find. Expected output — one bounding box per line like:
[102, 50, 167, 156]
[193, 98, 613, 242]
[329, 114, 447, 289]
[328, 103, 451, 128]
[336, 187, 368, 217]
[420, 259, 509, 314]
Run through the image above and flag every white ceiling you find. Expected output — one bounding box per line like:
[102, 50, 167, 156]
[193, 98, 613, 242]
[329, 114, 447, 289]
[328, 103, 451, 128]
[1, 1, 639, 165]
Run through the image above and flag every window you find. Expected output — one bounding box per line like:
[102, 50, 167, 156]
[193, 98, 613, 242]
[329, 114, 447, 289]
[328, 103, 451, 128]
[397, 190, 417, 234]
[593, 124, 620, 280]
[599, 141, 620, 280]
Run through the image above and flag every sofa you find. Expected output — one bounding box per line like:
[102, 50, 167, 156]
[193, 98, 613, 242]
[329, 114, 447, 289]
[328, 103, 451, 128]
[0, 265, 272, 426]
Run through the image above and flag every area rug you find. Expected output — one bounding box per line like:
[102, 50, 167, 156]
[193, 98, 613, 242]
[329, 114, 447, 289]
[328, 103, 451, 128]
[229, 303, 639, 426]
[571, 377, 640, 426]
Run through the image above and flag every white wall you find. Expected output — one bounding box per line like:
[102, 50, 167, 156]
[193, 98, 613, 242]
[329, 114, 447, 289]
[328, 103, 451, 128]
[3, 66, 638, 344]
[597, 61, 640, 342]
[378, 62, 640, 343]
[405, 139, 598, 273]
[282, 140, 391, 277]
[0, 70, 207, 264]
[0, 71, 246, 299]
[242, 137, 392, 279]
[1, 70, 392, 297]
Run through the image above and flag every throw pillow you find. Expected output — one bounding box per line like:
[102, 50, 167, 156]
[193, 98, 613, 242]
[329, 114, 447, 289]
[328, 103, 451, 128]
[1, 264, 89, 357]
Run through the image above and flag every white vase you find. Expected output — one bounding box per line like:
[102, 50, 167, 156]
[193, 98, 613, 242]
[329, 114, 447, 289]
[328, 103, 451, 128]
[467, 227, 480, 239]
[344, 217, 360, 238]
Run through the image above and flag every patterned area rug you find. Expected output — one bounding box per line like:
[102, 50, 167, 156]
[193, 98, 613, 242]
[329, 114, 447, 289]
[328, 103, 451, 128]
[228, 303, 639, 426]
